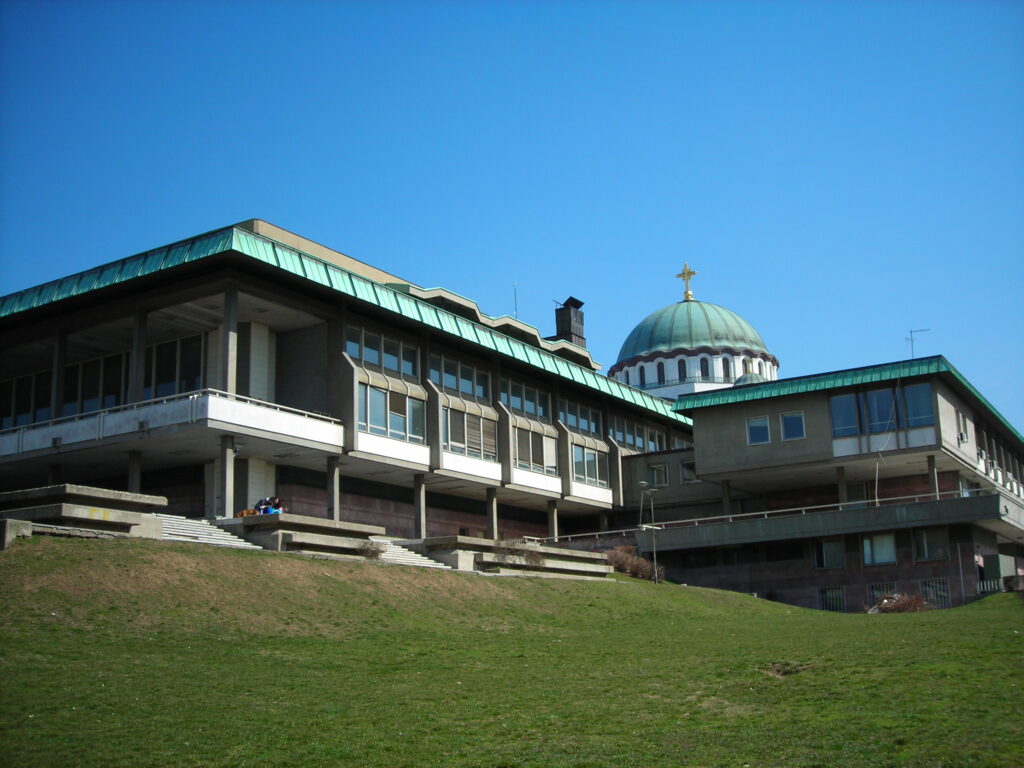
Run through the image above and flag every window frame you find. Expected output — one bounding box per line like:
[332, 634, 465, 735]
[780, 410, 806, 441]
[746, 415, 770, 446]
[862, 532, 897, 566]
[647, 463, 669, 487]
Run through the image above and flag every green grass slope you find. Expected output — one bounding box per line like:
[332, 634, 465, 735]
[1, 536, 1021, 768]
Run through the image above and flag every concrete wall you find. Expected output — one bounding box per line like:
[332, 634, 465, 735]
[694, 392, 833, 476]
[935, 380, 977, 466]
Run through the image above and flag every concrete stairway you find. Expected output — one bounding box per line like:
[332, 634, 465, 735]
[372, 537, 451, 570]
[154, 514, 263, 550]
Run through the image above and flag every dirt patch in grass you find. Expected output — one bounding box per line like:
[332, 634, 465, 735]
[763, 661, 813, 678]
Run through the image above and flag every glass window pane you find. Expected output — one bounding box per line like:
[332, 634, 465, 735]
[0, 379, 13, 428]
[573, 444, 585, 480]
[358, 383, 368, 429]
[537, 392, 549, 421]
[142, 347, 153, 400]
[102, 355, 122, 408]
[34, 371, 52, 421]
[345, 326, 362, 359]
[14, 376, 33, 425]
[531, 431, 544, 470]
[499, 378, 508, 406]
[510, 382, 523, 411]
[566, 402, 578, 429]
[781, 411, 805, 441]
[516, 428, 530, 466]
[747, 416, 769, 445]
[363, 332, 381, 366]
[443, 359, 458, 391]
[369, 386, 387, 434]
[408, 398, 425, 441]
[179, 337, 202, 392]
[585, 449, 598, 482]
[866, 388, 896, 433]
[428, 354, 442, 384]
[579, 407, 590, 433]
[482, 418, 497, 459]
[402, 346, 418, 377]
[475, 371, 489, 400]
[382, 338, 400, 371]
[81, 360, 101, 413]
[450, 411, 465, 445]
[62, 364, 79, 417]
[597, 452, 608, 483]
[903, 383, 934, 428]
[830, 394, 858, 437]
[154, 342, 176, 397]
[467, 414, 482, 454]
[543, 436, 558, 474]
[524, 387, 536, 415]
[864, 532, 896, 565]
[459, 364, 474, 396]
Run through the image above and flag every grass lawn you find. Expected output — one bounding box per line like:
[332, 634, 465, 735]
[1, 535, 1021, 767]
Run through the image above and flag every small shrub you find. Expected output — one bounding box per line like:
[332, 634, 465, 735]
[606, 546, 661, 582]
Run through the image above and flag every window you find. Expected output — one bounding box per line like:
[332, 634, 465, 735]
[912, 528, 948, 562]
[920, 577, 951, 608]
[830, 394, 859, 437]
[677, 359, 687, 381]
[647, 463, 668, 487]
[572, 444, 609, 487]
[902, 383, 934, 427]
[656, 362, 665, 385]
[558, 398, 602, 437]
[347, 326, 418, 378]
[638, 367, 646, 387]
[444, 408, 498, 461]
[780, 411, 805, 441]
[680, 461, 699, 483]
[722, 357, 731, 381]
[818, 586, 845, 612]
[746, 416, 770, 445]
[623, 370, 630, 386]
[699, 358, 709, 379]
[862, 532, 896, 565]
[500, 377, 551, 421]
[867, 582, 896, 606]
[513, 427, 557, 474]
[742, 358, 752, 375]
[357, 383, 425, 443]
[866, 388, 897, 433]
[757, 360, 764, 376]
[814, 539, 845, 569]
[431, 353, 488, 400]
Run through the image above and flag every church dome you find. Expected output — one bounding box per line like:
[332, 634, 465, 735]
[614, 300, 769, 366]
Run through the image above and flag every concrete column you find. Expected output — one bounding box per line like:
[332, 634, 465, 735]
[128, 451, 142, 493]
[327, 455, 341, 522]
[485, 487, 499, 540]
[214, 435, 235, 519]
[128, 309, 147, 402]
[50, 330, 66, 417]
[599, 512, 609, 532]
[46, 464, 62, 485]
[927, 454, 939, 499]
[837, 466, 848, 508]
[547, 499, 559, 540]
[721, 480, 731, 516]
[413, 473, 427, 539]
[221, 288, 239, 395]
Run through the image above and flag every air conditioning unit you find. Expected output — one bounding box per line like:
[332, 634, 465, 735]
[957, 432, 969, 443]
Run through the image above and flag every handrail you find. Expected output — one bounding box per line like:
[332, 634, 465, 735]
[0, 388, 342, 434]
[538, 488, 996, 545]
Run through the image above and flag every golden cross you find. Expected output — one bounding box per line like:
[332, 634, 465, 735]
[676, 262, 698, 301]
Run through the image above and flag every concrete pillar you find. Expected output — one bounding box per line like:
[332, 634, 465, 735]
[46, 464, 62, 485]
[547, 499, 559, 540]
[599, 512, 609, 532]
[721, 480, 731, 516]
[485, 487, 499, 540]
[837, 466, 848, 508]
[927, 454, 939, 499]
[327, 455, 341, 522]
[128, 451, 142, 493]
[413, 473, 427, 539]
[128, 309, 147, 402]
[214, 435, 235, 519]
[50, 330, 66, 417]
[221, 288, 239, 395]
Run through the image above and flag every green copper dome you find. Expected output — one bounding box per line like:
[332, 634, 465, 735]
[614, 300, 770, 365]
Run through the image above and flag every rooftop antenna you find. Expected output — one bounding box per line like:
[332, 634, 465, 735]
[513, 282, 518, 319]
[907, 328, 930, 359]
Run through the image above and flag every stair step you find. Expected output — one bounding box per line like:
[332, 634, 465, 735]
[374, 540, 451, 570]
[152, 514, 262, 551]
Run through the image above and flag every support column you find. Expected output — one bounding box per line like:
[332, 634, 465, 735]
[413, 473, 427, 539]
[46, 464, 62, 485]
[128, 309, 147, 402]
[721, 480, 731, 516]
[927, 454, 939, 500]
[327, 455, 342, 522]
[128, 451, 142, 493]
[215, 435, 235, 519]
[485, 487, 499, 540]
[50, 330, 66, 417]
[837, 466, 848, 508]
[599, 512, 609, 532]
[221, 288, 239, 395]
[547, 500, 559, 540]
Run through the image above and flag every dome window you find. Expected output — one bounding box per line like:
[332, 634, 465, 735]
[656, 362, 665, 385]
[722, 357, 732, 382]
[743, 358, 752, 375]
[677, 359, 687, 382]
[639, 366, 646, 387]
[624, 370, 630, 386]
[700, 358, 710, 380]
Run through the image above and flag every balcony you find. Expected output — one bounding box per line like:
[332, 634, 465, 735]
[0, 389, 344, 458]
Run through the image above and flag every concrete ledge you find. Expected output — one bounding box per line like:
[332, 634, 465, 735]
[217, 513, 385, 556]
[475, 551, 613, 576]
[1, 518, 32, 549]
[410, 535, 611, 576]
[0, 484, 167, 513]
[0, 502, 163, 539]
[221, 513, 385, 537]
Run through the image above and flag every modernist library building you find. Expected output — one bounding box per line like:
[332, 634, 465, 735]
[0, 220, 690, 541]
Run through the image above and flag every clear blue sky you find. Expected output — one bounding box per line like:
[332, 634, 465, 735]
[2, 1, 1022, 429]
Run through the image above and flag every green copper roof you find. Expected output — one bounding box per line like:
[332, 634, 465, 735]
[615, 300, 770, 365]
[0, 226, 688, 426]
[674, 356, 1022, 445]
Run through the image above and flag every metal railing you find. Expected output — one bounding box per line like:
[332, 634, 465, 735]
[536, 487, 996, 546]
